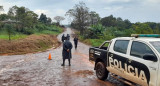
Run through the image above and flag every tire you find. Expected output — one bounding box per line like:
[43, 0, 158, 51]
[95, 62, 109, 80]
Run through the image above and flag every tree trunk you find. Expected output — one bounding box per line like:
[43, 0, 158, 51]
[9, 32, 11, 41]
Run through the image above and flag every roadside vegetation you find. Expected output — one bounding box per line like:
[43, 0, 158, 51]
[0, 6, 63, 55]
[67, 2, 160, 46]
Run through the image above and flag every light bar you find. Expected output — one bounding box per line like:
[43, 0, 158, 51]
[131, 34, 160, 38]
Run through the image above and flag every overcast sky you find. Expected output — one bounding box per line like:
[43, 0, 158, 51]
[0, 0, 160, 24]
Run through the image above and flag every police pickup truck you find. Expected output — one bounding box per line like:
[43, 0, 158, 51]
[89, 34, 160, 86]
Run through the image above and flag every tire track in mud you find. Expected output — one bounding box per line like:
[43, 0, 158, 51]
[0, 54, 36, 75]
[73, 52, 93, 67]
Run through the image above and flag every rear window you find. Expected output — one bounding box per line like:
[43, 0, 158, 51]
[150, 41, 160, 53]
[114, 40, 129, 54]
[131, 41, 155, 58]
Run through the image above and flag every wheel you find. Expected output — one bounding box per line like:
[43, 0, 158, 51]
[95, 62, 109, 80]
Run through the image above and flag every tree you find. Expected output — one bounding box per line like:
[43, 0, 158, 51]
[89, 11, 100, 25]
[5, 24, 15, 41]
[47, 17, 52, 25]
[7, 6, 39, 32]
[116, 18, 132, 30]
[39, 13, 47, 24]
[87, 24, 105, 38]
[14, 6, 28, 31]
[154, 26, 160, 34]
[124, 19, 132, 29]
[8, 6, 18, 17]
[0, 14, 8, 21]
[101, 15, 116, 27]
[16, 7, 26, 20]
[133, 23, 153, 34]
[24, 11, 38, 28]
[116, 17, 124, 29]
[0, 6, 3, 10]
[66, 2, 90, 35]
[0, 6, 4, 14]
[54, 16, 65, 25]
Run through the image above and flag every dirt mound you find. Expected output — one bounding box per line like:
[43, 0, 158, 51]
[74, 70, 94, 77]
[0, 34, 60, 55]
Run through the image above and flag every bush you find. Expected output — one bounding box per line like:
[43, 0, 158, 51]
[84, 24, 105, 39]
[23, 27, 34, 35]
[36, 24, 45, 31]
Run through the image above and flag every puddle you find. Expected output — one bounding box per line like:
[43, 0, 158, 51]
[74, 70, 94, 77]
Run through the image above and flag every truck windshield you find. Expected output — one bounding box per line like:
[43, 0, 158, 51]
[150, 41, 160, 53]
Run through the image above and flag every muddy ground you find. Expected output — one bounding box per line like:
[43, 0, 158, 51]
[0, 28, 126, 86]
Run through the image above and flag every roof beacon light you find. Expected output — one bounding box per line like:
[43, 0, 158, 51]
[131, 34, 160, 38]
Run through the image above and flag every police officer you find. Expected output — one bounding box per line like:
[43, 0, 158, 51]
[73, 36, 78, 49]
[66, 34, 70, 40]
[61, 37, 73, 66]
[61, 34, 65, 42]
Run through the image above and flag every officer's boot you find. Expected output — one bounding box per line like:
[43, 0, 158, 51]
[68, 59, 71, 66]
[61, 59, 65, 66]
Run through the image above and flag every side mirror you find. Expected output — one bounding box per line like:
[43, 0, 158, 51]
[143, 54, 157, 62]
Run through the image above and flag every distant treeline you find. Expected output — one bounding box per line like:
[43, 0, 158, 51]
[83, 15, 160, 40]
[68, 2, 160, 41]
[0, 6, 61, 35]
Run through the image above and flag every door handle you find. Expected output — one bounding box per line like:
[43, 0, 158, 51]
[128, 59, 132, 63]
[149, 66, 156, 71]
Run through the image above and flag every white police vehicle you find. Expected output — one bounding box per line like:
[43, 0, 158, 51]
[89, 34, 160, 86]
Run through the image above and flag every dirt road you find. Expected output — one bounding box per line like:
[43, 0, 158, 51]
[0, 28, 124, 86]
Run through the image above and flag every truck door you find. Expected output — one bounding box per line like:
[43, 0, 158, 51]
[127, 41, 159, 86]
[107, 40, 130, 78]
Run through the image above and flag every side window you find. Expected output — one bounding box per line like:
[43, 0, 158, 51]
[114, 40, 129, 54]
[130, 41, 155, 58]
[100, 42, 110, 50]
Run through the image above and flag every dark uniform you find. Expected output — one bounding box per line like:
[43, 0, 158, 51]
[66, 34, 70, 40]
[62, 38, 73, 66]
[61, 34, 65, 42]
[73, 37, 78, 49]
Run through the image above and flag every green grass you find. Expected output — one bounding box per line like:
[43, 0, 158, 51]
[0, 25, 63, 40]
[0, 30, 28, 40]
[86, 39, 105, 47]
[11, 34, 27, 40]
[34, 26, 63, 35]
[79, 36, 106, 47]
[35, 30, 61, 35]
[0, 34, 27, 40]
[89, 39, 105, 47]
[76, 31, 106, 47]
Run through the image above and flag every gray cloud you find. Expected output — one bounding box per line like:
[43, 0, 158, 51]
[0, 0, 160, 24]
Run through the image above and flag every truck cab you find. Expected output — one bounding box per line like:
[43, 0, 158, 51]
[89, 35, 160, 86]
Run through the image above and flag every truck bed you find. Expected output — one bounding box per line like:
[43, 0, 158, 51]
[89, 47, 108, 66]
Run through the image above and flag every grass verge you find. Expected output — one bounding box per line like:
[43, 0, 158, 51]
[79, 38, 105, 47]
[0, 26, 63, 55]
[74, 31, 106, 47]
[0, 34, 27, 40]
[0, 34, 61, 55]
